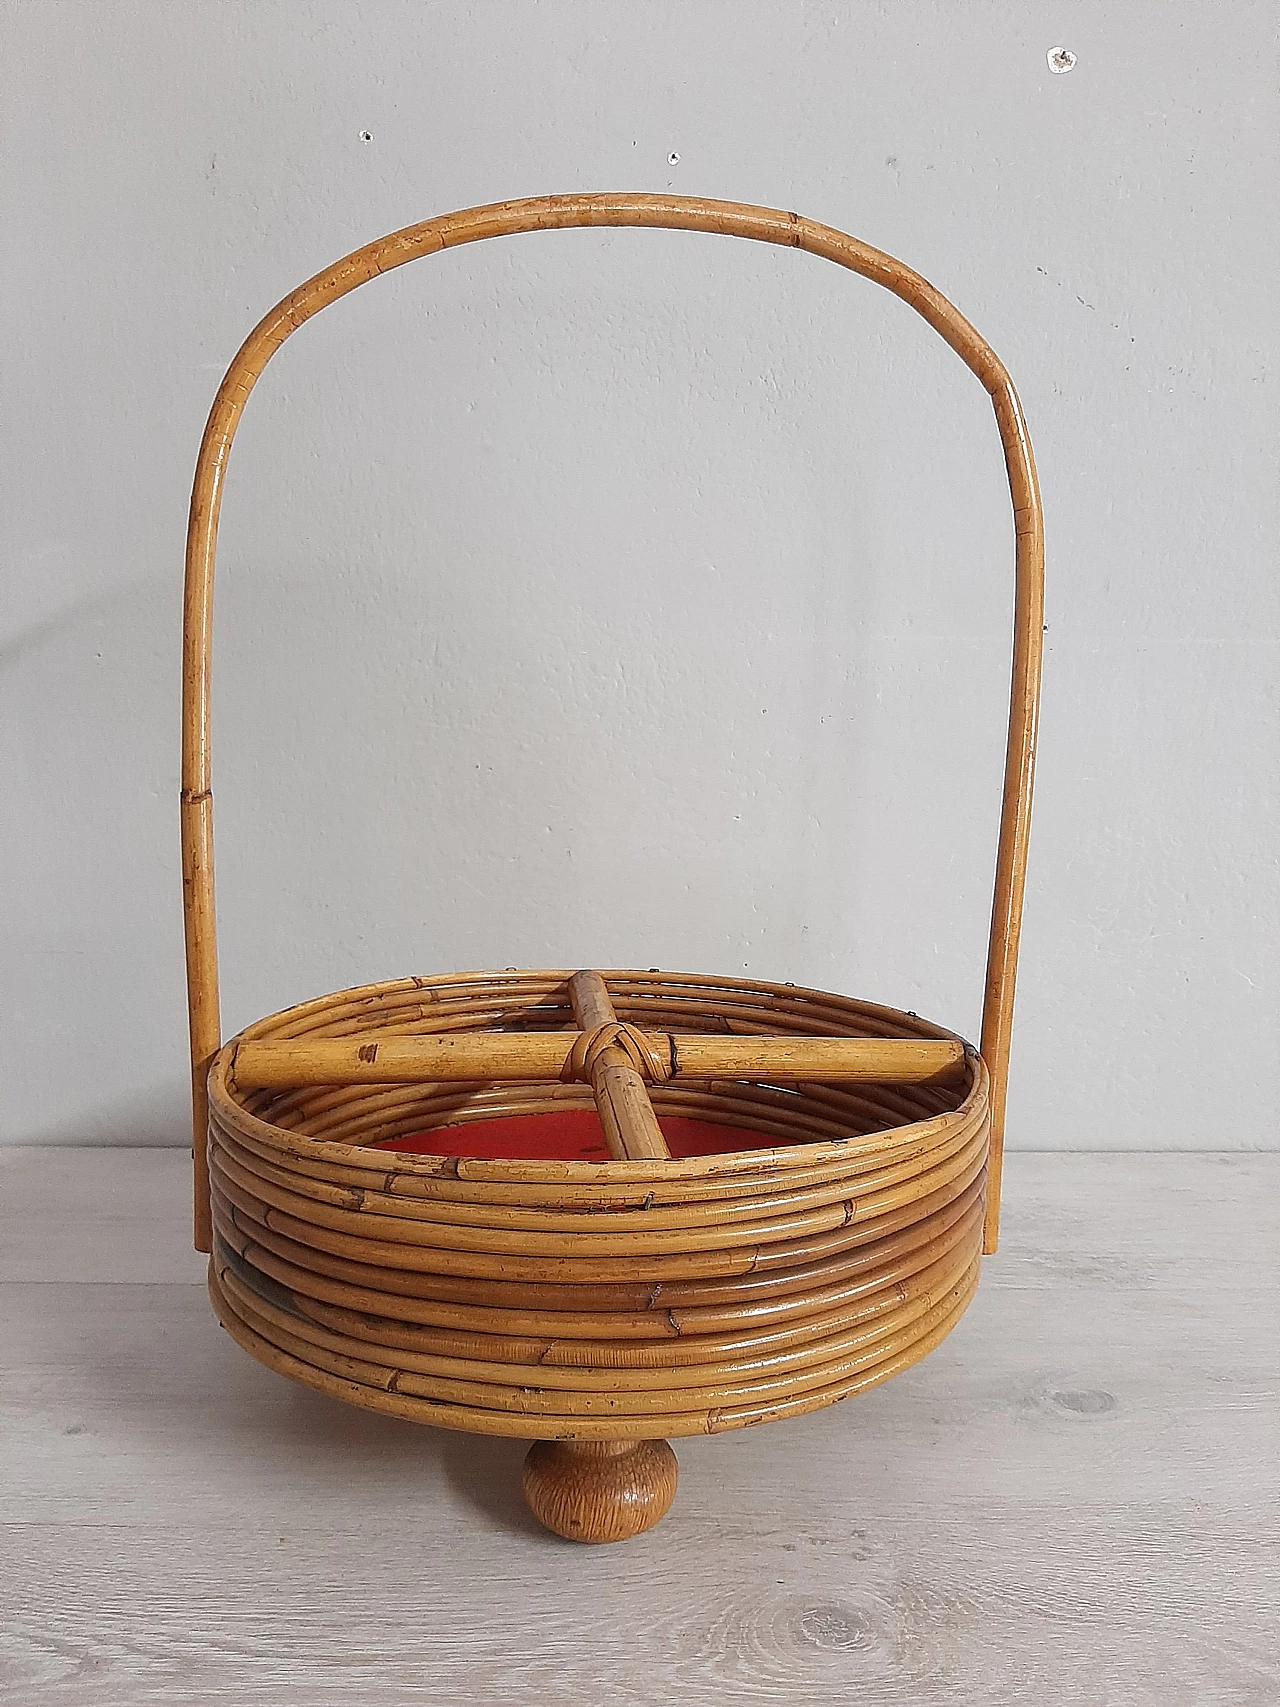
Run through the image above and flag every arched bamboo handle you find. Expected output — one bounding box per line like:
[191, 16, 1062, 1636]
[183, 193, 1043, 1254]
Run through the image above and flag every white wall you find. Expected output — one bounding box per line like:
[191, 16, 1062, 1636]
[2, 1, 1276, 1149]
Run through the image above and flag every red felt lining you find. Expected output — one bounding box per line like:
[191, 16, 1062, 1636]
[375, 1108, 766, 1162]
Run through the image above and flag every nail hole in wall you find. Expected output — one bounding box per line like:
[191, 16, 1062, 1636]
[359, 130, 373, 142]
[668, 151, 680, 165]
[1046, 47, 1077, 73]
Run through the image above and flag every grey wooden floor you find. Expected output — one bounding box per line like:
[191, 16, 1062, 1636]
[1, 1149, 1276, 1706]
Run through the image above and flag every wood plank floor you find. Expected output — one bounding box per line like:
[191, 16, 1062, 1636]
[2, 1149, 1276, 1705]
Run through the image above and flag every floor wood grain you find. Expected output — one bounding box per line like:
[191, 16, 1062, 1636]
[1, 1149, 1276, 1706]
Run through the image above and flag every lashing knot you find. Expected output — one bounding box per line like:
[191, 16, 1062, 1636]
[560, 1023, 671, 1084]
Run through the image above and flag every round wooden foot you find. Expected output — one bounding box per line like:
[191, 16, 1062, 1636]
[522, 1439, 678, 1543]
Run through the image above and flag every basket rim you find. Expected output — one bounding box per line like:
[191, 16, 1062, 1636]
[209, 969, 988, 1186]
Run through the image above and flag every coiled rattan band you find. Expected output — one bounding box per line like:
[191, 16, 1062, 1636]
[205, 970, 987, 1440]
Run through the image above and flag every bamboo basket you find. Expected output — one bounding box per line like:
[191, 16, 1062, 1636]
[182, 194, 1043, 1543]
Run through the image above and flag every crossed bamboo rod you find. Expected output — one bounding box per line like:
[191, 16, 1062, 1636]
[230, 971, 966, 1163]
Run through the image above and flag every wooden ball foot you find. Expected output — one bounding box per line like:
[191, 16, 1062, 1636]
[522, 1439, 678, 1543]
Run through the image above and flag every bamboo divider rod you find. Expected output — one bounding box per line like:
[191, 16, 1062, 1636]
[566, 971, 670, 1162]
[228, 1031, 967, 1091]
